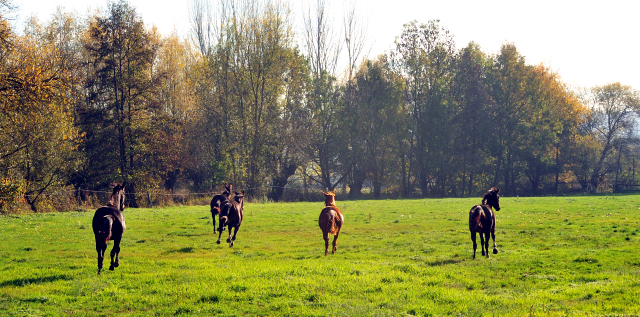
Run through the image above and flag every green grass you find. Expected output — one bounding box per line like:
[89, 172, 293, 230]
[1, 194, 640, 316]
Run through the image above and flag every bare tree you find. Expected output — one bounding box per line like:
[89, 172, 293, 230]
[301, 0, 348, 191]
[303, 0, 341, 77]
[342, 1, 367, 80]
[585, 82, 640, 191]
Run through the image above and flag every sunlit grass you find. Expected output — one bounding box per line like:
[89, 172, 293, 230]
[1, 194, 640, 316]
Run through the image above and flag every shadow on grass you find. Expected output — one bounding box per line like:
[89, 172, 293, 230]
[425, 258, 462, 266]
[0, 274, 72, 287]
[164, 247, 196, 254]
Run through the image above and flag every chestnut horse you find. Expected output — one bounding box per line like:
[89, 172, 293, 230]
[225, 191, 244, 247]
[469, 187, 501, 259]
[92, 182, 127, 274]
[211, 183, 232, 240]
[318, 191, 344, 256]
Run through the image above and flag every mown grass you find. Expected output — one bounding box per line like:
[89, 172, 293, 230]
[1, 194, 640, 316]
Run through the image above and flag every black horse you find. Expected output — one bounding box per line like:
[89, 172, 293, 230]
[469, 187, 501, 259]
[210, 183, 232, 240]
[92, 182, 127, 274]
[225, 191, 245, 247]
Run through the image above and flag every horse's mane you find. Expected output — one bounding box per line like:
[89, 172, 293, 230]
[107, 182, 126, 210]
[481, 187, 499, 205]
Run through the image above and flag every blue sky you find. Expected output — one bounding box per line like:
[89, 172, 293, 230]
[14, 0, 640, 90]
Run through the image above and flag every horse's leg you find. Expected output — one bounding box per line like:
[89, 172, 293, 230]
[323, 230, 330, 256]
[211, 213, 216, 235]
[491, 228, 498, 254]
[216, 229, 223, 244]
[109, 236, 121, 270]
[331, 229, 340, 254]
[479, 231, 486, 257]
[226, 224, 232, 243]
[216, 216, 225, 244]
[229, 226, 239, 247]
[484, 232, 490, 258]
[470, 231, 477, 259]
[96, 240, 106, 274]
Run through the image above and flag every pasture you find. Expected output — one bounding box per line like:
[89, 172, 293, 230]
[1, 194, 640, 316]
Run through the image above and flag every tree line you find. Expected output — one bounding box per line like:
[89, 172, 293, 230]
[1, 0, 639, 212]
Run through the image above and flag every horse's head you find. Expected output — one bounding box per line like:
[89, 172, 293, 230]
[223, 183, 233, 196]
[109, 182, 127, 212]
[482, 187, 500, 211]
[322, 191, 336, 206]
[234, 190, 245, 204]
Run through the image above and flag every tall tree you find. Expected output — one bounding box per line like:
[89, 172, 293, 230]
[583, 83, 640, 191]
[302, 0, 347, 191]
[451, 42, 492, 196]
[350, 56, 404, 197]
[82, 0, 162, 206]
[391, 20, 456, 197]
[486, 43, 531, 196]
[0, 14, 80, 211]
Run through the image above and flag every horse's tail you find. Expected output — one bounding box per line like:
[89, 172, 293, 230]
[218, 215, 228, 232]
[97, 215, 113, 243]
[330, 217, 340, 235]
[211, 206, 220, 216]
[469, 206, 483, 229]
[328, 208, 342, 235]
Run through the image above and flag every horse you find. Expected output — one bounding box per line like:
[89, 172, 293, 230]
[225, 191, 245, 247]
[469, 187, 501, 259]
[318, 191, 344, 256]
[211, 183, 232, 241]
[92, 182, 127, 274]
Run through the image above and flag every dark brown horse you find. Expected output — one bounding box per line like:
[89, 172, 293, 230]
[92, 182, 127, 274]
[211, 183, 232, 241]
[469, 187, 501, 259]
[318, 191, 344, 256]
[225, 191, 244, 247]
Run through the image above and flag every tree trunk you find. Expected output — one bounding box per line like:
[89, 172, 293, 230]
[268, 163, 298, 202]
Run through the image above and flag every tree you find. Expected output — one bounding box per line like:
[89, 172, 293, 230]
[485, 43, 531, 196]
[350, 56, 404, 197]
[0, 14, 80, 211]
[517, 65, 584, 195]
[451, 42, 492, 196]
[302, 0, 348, 192]
[81, 0, 162, 206]
[583, 82, 640, 191]
[391, 20, 456, 196]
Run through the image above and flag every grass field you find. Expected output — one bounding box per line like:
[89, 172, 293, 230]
[1, 194, 640, 316]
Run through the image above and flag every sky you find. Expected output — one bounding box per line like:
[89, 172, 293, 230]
[13, 0, 640, 90]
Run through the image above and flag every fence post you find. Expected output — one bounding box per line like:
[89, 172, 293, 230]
[147, 191, 153, 208]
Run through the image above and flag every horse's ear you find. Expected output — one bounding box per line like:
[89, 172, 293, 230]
[109, 183, 117, 188]
[322, 191, 326, 195]
[496, 188, 500, 193]
[121, 182, 127, 189]
[241, 190, 245, 195]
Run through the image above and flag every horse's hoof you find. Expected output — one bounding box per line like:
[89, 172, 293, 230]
[226, 238, 231, 243]
[114, 262, 119, 268]
[216, 240, 221, 244]
[493, 249, 498, 254]
[229, 241, 234, 247]
[109, 266, 115, 271]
